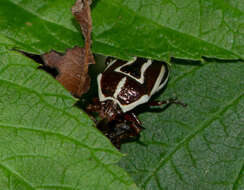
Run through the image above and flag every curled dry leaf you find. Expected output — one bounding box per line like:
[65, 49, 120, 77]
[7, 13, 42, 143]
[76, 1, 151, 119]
[42, 0, 94, 97]
[72, 0, 94, 67]
[42, 47, 91, 97]
[72, 0, 93, 42]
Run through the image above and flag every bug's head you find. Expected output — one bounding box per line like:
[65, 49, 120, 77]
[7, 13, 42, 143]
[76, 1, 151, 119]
[100, 100, 122, 121]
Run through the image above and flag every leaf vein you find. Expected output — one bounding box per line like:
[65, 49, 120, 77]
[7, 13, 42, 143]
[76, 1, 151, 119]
[106, 0, 241, 58]
[0, 122, 118, 157]
[0, 162, 36, 190]
[142, 93, 244, 187]
[232, 159, 244, 190]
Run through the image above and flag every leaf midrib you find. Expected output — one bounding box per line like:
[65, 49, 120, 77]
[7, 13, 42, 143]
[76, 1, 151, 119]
[3, 0, 241, 59]
[0, 122, 117, 156]
[103, 0, 240, 59]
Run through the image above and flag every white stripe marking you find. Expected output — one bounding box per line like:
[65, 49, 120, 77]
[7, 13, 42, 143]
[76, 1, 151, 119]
[115, 57, 152, 84]
[97, 61, 170, 113]
[104, 59, 117, 71]
[98, 73, 150, 112]
[113, 77, 127, 98]
[150, 65, 169, 96]
[97, 73, 109, 103]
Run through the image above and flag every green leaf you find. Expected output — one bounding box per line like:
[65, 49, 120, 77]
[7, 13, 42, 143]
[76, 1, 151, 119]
[0, 0, 243, 60]
[0, 0, 82, 53]
[0, 0, 244, 189]
[119, 60, 244, 190]
[0, 51, 138, 190]
[92, 0, 244, 60]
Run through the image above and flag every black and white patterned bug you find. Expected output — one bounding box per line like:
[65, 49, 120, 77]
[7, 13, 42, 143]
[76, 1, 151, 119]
[97, 57, 169, 112]
[87, 57, 185, 148]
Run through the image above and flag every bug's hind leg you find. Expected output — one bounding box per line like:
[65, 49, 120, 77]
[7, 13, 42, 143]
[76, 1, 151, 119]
[148, 98, 187, 107]
[123, 112, 144, 135]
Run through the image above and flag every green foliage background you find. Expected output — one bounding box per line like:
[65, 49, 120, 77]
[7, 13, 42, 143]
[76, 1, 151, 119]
[0, 0, 243, 190]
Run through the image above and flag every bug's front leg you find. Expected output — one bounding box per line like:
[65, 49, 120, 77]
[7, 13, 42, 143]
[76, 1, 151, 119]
[148, 98, 187, 107]
[86, 98, 102, 113]
[123, 112, 144, 135]
[85, 98, 103, 123]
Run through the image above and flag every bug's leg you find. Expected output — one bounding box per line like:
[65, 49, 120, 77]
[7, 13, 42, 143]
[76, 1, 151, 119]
[86, 98, 102, 113]
[124, 112, 144, 135]
[85, 98, 103, 123]
[148, 98, 187, 107]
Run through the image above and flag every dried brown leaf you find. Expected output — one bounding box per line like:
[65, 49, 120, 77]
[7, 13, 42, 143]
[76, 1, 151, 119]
[42, 47, 90, 97]
[42, 0, 95, 97]
[72, 0, 94, 66]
